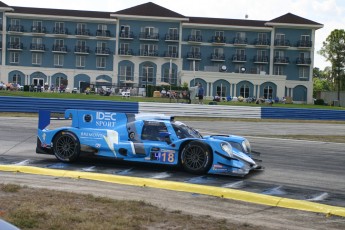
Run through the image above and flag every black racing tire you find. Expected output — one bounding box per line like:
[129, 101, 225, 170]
[53, 131, 80, 162]
[180, 141, 212, 174]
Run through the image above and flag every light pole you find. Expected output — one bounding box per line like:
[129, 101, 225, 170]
[146, 66, 149, 97]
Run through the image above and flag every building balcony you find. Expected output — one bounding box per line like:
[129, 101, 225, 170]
[31, 26, 46, 34]
[232, 54, 247, 62]
[96, 30, 111, 38]
[119, 31, 134, 40]
[139, 49, 159, 57]
[297, 40, 312, 49]
[164, 33, 179, 42]
[187, 52, 201, 60]
[8, 25, 24, 33]
[118, 49, 134, 56]
[211, 54, 225, 61]
[211, 36, 226, 45]
[95, 47, 111, 55]
[253, 55, 269, 63]
[274, 39, 290, 48]
[233, 38, 248, 46]
[274, 57, 290, 64]
[296, 57, 311, 65]
[53, 27, 68, 36]
[163, 51, 178, 58]
[7, 42, 23, 51]
[187, 35, 202, 43]
[75, 29, 91, 37]
[52, 45, 68, 53]
[30, 43, 46, 52]
[139, 32, 159, 41]
[74, 46, 90, 54]
[254, 38, 270, 46]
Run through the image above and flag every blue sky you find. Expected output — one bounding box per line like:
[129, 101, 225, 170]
[9, 0, 345, 70]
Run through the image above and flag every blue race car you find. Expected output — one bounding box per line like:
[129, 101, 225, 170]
[36, 109, 261, 176]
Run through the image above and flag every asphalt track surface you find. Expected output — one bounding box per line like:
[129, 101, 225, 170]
[1, 117, 345, 229]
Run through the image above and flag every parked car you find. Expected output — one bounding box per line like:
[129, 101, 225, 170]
[36, 109, 262, 176]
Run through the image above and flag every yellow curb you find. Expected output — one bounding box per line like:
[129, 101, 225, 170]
[1, 165, 345, 217]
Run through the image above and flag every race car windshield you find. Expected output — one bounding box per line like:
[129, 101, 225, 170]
[172, 121, 202, 139]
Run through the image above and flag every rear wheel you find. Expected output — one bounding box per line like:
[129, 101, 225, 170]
[180, 141, 212, 174]
[53, 132, 80, 162]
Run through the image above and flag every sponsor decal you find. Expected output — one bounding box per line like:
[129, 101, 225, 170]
[212, 164, 228, 171]
[42, 133, 46, 141]
[95, 143, 101, 148]
[95, 112, 117, 127]
[80, 132, 104, 139]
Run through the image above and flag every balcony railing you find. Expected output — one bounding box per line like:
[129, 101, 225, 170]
[119, 31, 134, 39]
[187, 52, 201, 60]
[53, 27, 68, 35]
[297, 40, 312, 48]
[118, 49, 133, 56]
[211, 54, 225, 61]
[75, 29, 91, 36]
[52, 45, 68, 53]
[8, 25, 24, 33]
[254, 38, 270, 46]
[187, 35, 202, 43]
[31, 26, 46, 34]
[274, 39, 290, 47]
[253, 55, 269, 63]
[139, 49, 159, 57]
[296, 57, 311, 65]
[232, 54, 247, 62]
[95, 47, 111, 55]
[233, 37, 247, 45]
[274, 56, 290, 64]
[74, 46, 90, 54]
[164, 33, 179, 41]
[30, 43, 46, 51]
[163, 51, 178, 58]
[139, 32, 159, 40]
[211, 36, 226, 44]
[7, 42, 23, 50]
[96, 30, 111, 38]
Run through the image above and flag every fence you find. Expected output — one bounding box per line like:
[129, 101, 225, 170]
[0, 96, 345, 121]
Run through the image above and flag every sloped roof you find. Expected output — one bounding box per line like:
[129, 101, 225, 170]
[114, 2, 186, 18]
[268, 13, 322, 26]
[9, 6, 112, 19]
[187, 17, 267, 27]
[0, 1, 9, 7]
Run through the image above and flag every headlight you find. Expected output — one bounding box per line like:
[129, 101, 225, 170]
[221, 142, 233, 158]
[241, 139, 251, 154]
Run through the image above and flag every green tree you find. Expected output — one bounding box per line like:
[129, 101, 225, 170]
[319, 29, 345, 101]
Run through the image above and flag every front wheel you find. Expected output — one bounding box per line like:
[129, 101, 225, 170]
[180, 141, 212, 174]
[53, 131, 80, 162]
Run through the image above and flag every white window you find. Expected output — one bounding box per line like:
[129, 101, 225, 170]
[55, 22, 65, 32]
[54, 39, 64, 46]
[77, 23, 86, 31]
[32, 21, 42, 32]
[189, 61, 200, 71]
[54, 54, 64, 66]
[168, 45, 177, 57]
[276, 33, 285, 40]
[98, 24, 107, 31]
[143, 66, 154, 83]
[11, 19, 20, 26]
[119, 65, 132, 81]
[191, 29, 201, 36]
[215, 31, 224, 37]
[274, 66, 284, 75]
[214, 48, 224, 56]
[76, 55, 85, 67]
[236, 32, 246, 39]
[275, 50, 285, 58]
[258, 33, 267, 40]
[96, 57, 106, 68]
[32, 53, 42, 65]
[299, 67, 309, 79]
[10, 52, 19, 63]
[264, 86, 273, 99]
